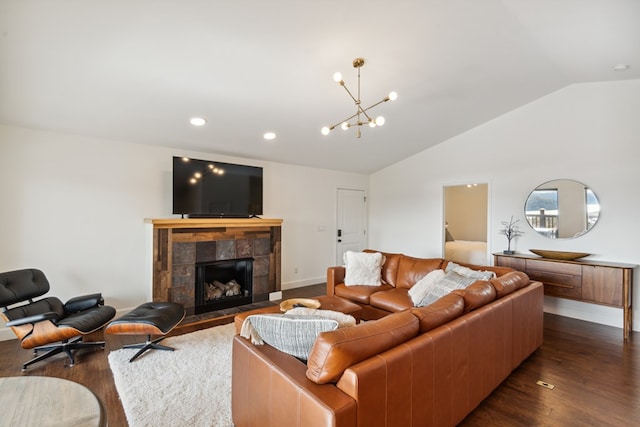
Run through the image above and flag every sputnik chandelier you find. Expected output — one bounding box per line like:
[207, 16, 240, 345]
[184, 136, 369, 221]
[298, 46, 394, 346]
[321, 57, 397, 138]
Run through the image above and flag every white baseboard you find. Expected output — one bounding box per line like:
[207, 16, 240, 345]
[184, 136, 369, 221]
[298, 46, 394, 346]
[281, 276, 324, 290]
[268, 291, 283, 301]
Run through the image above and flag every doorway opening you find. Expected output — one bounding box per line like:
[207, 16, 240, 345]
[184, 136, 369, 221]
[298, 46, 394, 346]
[443, 183, 489, 265]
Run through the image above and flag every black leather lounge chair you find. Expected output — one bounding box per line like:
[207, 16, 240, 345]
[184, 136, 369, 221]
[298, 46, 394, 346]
[0, 268, 116, 370]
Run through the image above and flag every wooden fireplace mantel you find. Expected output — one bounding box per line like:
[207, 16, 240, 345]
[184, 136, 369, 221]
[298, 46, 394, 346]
[145, 217, 283, 229]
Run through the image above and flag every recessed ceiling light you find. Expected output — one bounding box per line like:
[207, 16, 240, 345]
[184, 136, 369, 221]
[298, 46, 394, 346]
[190, 117, 207, 126]
[263, 132, 276, 140]
[613, 64, 630, 72]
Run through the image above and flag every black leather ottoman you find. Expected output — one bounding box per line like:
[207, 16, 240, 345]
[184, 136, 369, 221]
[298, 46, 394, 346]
[105, 302, 185, 362]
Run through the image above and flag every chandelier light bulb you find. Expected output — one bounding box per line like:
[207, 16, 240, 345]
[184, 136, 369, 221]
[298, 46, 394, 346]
[369, 121, 376, 128]
[189, 117, 207, 126]
[341, 122, 350, 130]
[388, 91, 398, 101]
[375, 116, 385, 126]
[321, 127, 330, 135]
[333, 72, 343, 83]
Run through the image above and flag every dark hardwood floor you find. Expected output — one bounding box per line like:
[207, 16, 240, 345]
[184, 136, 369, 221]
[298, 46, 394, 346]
[1, 284, 637, 426]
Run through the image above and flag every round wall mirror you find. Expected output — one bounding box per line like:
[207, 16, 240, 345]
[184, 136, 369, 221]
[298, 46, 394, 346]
[524, 179, 600, 239]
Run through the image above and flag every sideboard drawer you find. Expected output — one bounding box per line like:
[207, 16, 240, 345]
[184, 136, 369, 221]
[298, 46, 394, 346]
[525, 259, 582, 287]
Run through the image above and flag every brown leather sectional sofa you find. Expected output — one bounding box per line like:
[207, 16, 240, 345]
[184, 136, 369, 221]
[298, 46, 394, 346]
[328, 249, 531, 320]
[232, 250, 544, 427]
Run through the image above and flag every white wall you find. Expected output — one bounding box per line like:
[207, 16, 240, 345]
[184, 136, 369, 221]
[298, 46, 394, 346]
[369, 79, 640, 332]
[0, 125, 367, 340]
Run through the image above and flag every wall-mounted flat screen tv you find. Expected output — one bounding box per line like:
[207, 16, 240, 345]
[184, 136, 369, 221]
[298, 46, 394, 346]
[172, 156, 263, 218]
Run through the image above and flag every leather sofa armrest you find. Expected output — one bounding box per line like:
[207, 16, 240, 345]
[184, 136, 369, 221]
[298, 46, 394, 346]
[326, 266, 346, 296]
[232, 336, 356, 427]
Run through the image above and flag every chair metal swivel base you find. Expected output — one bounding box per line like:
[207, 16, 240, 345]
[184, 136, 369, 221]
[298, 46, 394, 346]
[23, 336, 106, 371]
[122, 334, 175, 362]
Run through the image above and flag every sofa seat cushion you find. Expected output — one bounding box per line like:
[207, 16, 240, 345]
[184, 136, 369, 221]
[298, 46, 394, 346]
[395, 256, 445, 289]
[410, 293, 465, 332]
[306, 310, 419, 384]
[369, 288, 414, 312]
[334, 283, 393, 305]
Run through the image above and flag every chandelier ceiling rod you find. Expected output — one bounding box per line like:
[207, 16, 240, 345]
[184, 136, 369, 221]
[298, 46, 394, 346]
[321, 57, 397, 139]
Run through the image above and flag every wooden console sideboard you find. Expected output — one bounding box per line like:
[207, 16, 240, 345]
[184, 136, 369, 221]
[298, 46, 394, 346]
[494, 253, 636, 340]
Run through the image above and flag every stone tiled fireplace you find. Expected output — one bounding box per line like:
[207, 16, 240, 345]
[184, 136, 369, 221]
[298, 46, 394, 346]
[147, 218, 282, 316]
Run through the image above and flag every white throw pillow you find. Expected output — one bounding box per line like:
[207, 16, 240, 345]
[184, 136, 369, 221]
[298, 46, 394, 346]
[343, 251, 385, 286]
[408, 269, 446, 306]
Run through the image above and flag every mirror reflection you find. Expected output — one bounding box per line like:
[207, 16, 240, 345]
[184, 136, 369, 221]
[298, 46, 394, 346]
[524, 179, 600, 239]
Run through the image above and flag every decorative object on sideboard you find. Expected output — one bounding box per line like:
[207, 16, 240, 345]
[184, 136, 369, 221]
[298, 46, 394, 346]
[498, 216, 524, 255]
[321, 57, 397, 138]
[524, 179, 600, 239]
[529, 249, 591, 261]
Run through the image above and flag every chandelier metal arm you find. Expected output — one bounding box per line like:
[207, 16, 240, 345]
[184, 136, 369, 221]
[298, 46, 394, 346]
[339, 81, 360, 106]
[326, 96, 392, 131]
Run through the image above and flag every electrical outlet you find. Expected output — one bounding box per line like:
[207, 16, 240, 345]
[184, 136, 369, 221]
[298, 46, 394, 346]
[536, 380, 555, 390]
[294, 267, 298, 274]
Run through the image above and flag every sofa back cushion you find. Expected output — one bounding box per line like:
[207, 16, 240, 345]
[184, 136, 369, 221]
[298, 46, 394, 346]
[452, 280, 496, 313]
[364, 249, 402, 287]
[306, 310, 419, 384]
[490, 271, 530, 298]
[410, 292, 464, 333]
[396, 255, 445, 289]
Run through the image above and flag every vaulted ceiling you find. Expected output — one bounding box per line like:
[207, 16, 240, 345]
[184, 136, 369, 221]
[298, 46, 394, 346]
[1, 1, 638, 173]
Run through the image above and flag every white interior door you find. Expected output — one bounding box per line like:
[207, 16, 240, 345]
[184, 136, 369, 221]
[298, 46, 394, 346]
[336, 188, 367, 265]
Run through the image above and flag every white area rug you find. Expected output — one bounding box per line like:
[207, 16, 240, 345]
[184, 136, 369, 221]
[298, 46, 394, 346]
[108, 323, 236, 427]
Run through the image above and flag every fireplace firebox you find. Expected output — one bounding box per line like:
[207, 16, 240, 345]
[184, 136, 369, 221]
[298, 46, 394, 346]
[195, 258, 253, 314]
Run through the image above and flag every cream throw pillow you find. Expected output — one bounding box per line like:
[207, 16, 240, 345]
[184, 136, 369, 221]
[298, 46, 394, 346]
[416, 270, 479, 307]
[408, 269, 446, 306]
[343, 251, 385, 286]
